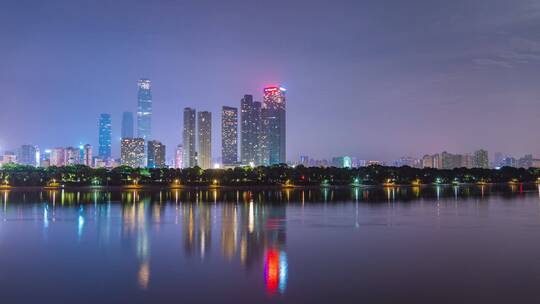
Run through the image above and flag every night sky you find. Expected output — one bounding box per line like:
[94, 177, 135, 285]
[2, 0, 540, 161]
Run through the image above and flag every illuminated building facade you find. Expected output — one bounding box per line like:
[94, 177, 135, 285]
[137, 79, 152, 141]
[240, 95, 262, 165]
[262, 87, 286, 165]
[98, 113, 112, 159]
[221, 106, 238, 165]
[175, 145, 183, 169]
[183, 107, 196, 168]
[197, 111, 212, 169]
[121, 138, 145, 168]
[83, 144, 93, 167]
[122, 111, 134, 139]
[65, 147, 80, 165]
[147, 140, 166, 168]
[50, 148, 66, 166]
[473, 149, 489, 168]
[18, 144, 37, 166]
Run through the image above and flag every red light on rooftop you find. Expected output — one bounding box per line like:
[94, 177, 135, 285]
[264, 87, 279, 93]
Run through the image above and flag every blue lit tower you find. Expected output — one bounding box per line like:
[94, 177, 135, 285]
[137, 79, 152, 141]
[122, 111, 134, 139]
[98, 113, 112, 159]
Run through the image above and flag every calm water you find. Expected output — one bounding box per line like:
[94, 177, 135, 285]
[1, 185, 540, 303]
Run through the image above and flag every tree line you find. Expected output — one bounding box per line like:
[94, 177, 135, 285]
[0, 163, 539, 187]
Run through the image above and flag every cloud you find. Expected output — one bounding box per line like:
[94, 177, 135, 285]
[473, 58, 512, 68]
[473, 37, 540, 68]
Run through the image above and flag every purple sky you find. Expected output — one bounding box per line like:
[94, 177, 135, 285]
[1, 0, 540, 162]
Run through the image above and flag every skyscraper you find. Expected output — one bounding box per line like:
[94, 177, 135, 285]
[221, 106, 238, 165]
[121, 138, 145, 168]
[198, 111, 212, 169]
[175, 145, 184, 169]
[50, 148, 66, 167]
[147, 140, 166, 168]
[183, 108, 196, 168]
[262, 87, 286, 165]
[83, 144, 93, 167]
[473, 149, 489, 168]
[65, 147, 80, 165]
[98, 113, 112, 159]
[121, 111, 134, 139]
[137, 79, 152, 141]
[18, 144, 37, 166]
[240, 95, 262, 165]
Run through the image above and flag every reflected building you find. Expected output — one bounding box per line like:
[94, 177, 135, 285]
[221, 203, 238, 260]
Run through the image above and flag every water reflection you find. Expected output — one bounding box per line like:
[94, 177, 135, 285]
[0, 184, 537, 298]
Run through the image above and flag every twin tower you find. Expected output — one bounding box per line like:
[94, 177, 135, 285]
[182, 86, 287, 169]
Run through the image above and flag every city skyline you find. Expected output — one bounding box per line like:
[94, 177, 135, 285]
[3, 0, 540, 161]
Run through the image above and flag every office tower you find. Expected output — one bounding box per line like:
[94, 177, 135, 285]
[137, 79, 152, 140]
[98, 113, 112, 159]
[262, 86, 286, 165]
[50, 148, 66, 166]
[121, 111, 134, 139]
[240, 95, 262, 165]
[121, 138, 145, 168]
[198, 111, 212, 169]
[473, 149, 489, 168]
[183, 108, 197, 168]
[175, 145, 183, 169]
[147, 140, 166, 168]
[83, 144, 93, 167]
[221, 106, 238, 165]
[65, 147, 80, 165]
[18, 145, 37, 166]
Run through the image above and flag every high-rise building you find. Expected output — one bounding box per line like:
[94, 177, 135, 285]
[441, 151, 463, 169]
[65, 147, 80, 165]
[421, 154, 434, 168]
[1, 151, 17, 164]
[83, 144, 93, 167]
[198, 111, 212, 169]
[137, 79, 152, 141]
[18, 144, 37, 166]
[98, 113, 112, 159]
[473, 149, 489, 168]
[262, 86, 286, 165]
[183, 108, 196, 168]
[299, 155, 309, 167]
[121, 138, 145, 168]
[50, 148, 66, 167]
[147, 140, 166, 168]
[175, 145, 183, 169]
[121, 111, 134, 139]
[221, 106, 238, 165]
[240, 95, 262, 165]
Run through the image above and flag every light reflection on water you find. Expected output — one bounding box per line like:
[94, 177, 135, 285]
[0, 184, 540, 303]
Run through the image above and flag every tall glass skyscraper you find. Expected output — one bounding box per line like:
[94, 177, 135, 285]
[98, 113, 112, 159]
[197, 111, 212, 169]
[221, 106, 238, 165]
[137, 79, 152, 141]
[262, 87, 286, 165]
[240, 95, 262, 165]
[121, 111, 134, 139]
[182, 108, 196, 168]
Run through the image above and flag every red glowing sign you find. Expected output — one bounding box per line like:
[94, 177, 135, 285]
[264, 87, 279, 93]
